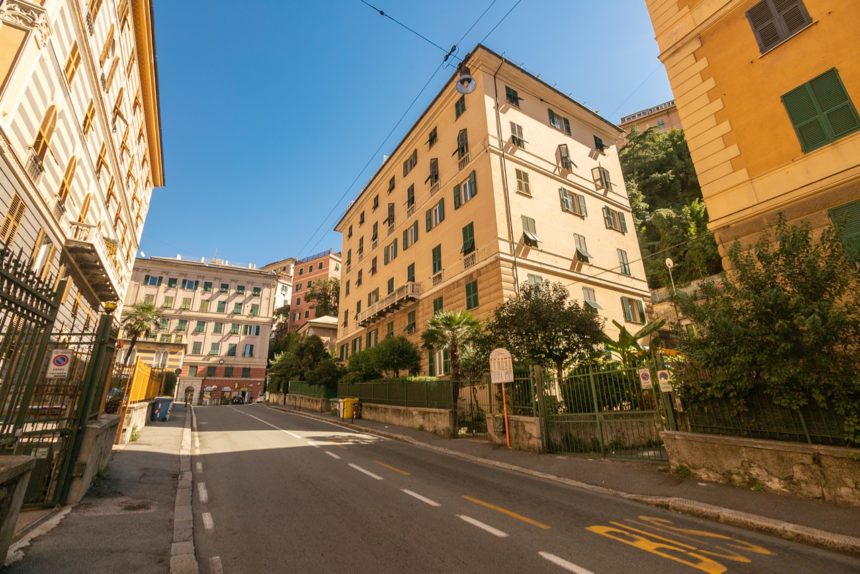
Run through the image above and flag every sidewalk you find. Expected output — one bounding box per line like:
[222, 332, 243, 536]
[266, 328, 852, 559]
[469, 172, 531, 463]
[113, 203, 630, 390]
[271, 405, 860, 555]
[5, 405, 188, 573]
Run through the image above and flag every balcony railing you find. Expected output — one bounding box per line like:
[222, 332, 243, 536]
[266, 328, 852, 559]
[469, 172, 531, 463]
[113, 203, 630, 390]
[432, 271, 443, 286]
[357, 281, 421, 327]
[463, 251, 477, 269]
[458, 153, 470, 171]
[407, 204, 415, 217]
[65, 222, 122, 302]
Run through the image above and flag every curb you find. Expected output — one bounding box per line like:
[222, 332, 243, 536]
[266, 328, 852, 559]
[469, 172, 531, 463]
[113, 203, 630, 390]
[265, 404, 860, 556]
[169, 405, 198, 574]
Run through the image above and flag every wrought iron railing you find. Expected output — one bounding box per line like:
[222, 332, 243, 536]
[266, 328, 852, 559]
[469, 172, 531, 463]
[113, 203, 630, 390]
[338, 379, 452, 409]
[357, 281, 420, 326]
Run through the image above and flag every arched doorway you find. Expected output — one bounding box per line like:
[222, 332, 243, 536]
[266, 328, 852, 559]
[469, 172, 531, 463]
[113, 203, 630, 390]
[239, 388, 249, 404]
[183, 386, 194, 405]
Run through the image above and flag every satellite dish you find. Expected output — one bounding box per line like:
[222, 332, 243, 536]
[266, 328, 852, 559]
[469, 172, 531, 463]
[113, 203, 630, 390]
[665, 258, 674, 269]
[456, 65, 476, 95]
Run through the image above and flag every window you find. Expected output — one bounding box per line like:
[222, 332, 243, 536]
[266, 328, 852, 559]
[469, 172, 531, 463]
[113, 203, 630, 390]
[428, 127, 438, 148]
[342, 311, 349, 328]
[177, 319, 188, 331]
[782, 69, 860, 152]
[828, 200, 860, 261]
[164, 277, 176, 288]
[243, 324, 261, 336]
[656, 119, 666, 129]
[243, 344, 255, 358]
[521, 216, 539, 247]
[227, 344, 237, 357]
[559, 188, 587, 217]
[433, 297, 443, 315]
[194, 321, 206, 333]
[407, 263, 415, 283]
[230, 323, 240, 335]
[372, 222, 378, 242]
[214, 322, 224, 334]
[386, 322, 394, 338]
[386, 202, 396, 228]
[388, 176, 396, 193]
[548, 108, 572, 135]
[250, 303, 260, 316]
[465, 280, 479, 310]
[242, 367, 251, 378]
[618, 249, 631, 275]
[296, 297, 301, 306]
[347, 225, 353, 239]
[427, 158, 439, 187]
[57, 156, 76, 204]
[621, 297, 646, 324]
[143, 274, 161, 286]
[747, 0, 812, 54]
[356, 270, 362, 287]
[144, 294, 154, 305]
[188, 365, 198, 377]
[515, 169, 531, 195]
[592, 166, 613, 192]
[0, 194, 25, 243]
[191, 341, 202, 355]
[387, 277, 394, 294]
[368, 288, 380, 306]
[527, 274, 542, 286]
[510, 122, 526, 148]
[453, 170, 477, 208]
[406, 185, 415, 211]
[181, 279, 198, 290]
[206, 366, 216, 377]
[217, 301, 226, 313]
[384, 239, 398, 264]
[358, 237, 364, 256]
[236, 285, 245, 294]
[370, 257, 378, 275]
[163, 296, 174, 308]
[359, 211, 365, 225]
[593, 135, 607, 153]
[574, 234, 591, 263]
[220, 283, 229, 293]
[224, 367, 234, 378]
[462, 222, 475, 255]
[403, 149, 418, 177]
[602, 206, 628, 233]
[82, 101, 95, 134]
[32, 105, 57, 164]
[455, 95, 466, 118]
[403, 221, 419, 249]
[372, 195, 379, 211]
[505, 86, 521, 106]
[406, 310, 417, 333]
[583, 287, 600, 311]
[455, 129, 469, 160]
[426, 199, 445, 231]
[431, 245, 442, 275]
[233, 302, 243, 314]
[64, 42, 81, 85]
[203, 281, 213, 292]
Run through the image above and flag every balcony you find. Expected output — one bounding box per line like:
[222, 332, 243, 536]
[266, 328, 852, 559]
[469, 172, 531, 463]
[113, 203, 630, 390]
[64, 222, 122, 302]
[463, 251, 477, 269]
[357, 281, 421, 327]
[458, 153, 470, 171]
[432, 271, 443, 286]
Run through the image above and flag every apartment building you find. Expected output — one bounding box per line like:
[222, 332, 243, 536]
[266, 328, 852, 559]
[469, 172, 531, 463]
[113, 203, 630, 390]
[123, 256, 278, 404]
[288, 249, 341, 332]
[645, 0, 859, 262]
[261, 256, 295, 332]
[335, 44, 651, 374]
[619, 100, 682, 135]
[0, 0, 164, 330]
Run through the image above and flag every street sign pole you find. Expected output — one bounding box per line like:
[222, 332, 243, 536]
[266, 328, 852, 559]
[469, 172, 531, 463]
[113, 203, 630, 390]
[489, 348, 515, 448]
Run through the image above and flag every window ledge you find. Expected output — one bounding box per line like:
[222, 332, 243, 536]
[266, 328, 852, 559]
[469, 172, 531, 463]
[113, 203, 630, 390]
[758, 21, 816, 59]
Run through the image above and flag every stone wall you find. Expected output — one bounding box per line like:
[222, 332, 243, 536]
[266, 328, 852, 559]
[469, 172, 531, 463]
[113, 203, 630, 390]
[66, 414, 120, 505]
[662, 431, 860, 507]
[545, 416, 662, 454]
[0, 456, 34, 564]
[361, 404, 454, 437]
[116, 402, 150, 445]
[265, 393, 330, 413]
[487, 415, 544, 453]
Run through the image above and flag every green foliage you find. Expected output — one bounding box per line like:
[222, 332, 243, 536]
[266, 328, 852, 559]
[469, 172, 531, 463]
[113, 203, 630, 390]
[121, 302, 162, 366]
[678, 218, 860, 442]
[373, 336, 421, 377]
[306, 278, 340, 317]
[603, 319, 665, 367]
[308, 358, 343, 391]
[620, 128, 700, 210]
[268, 335, 329, 391]
[488, 281, 605, 383]
[162, 372, 177, 397]
[421, 311, 482, 382]
[343, 348, 381, 383]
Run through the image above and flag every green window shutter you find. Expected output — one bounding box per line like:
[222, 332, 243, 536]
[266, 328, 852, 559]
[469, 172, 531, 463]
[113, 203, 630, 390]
[829, 200, 860, 261]
[453, 184, 461, 209]
[548, 108, 556, 125]
[462, 223, 475, 254]
[781, 69, 860, 152]
[636, 300, 645, 322]
[558, 188, 568, 211]
[413, 221, 419, 242]
[426, 209, 432, 232]
[402, 228, 409, 249]
[619, 212, 628, 233]
[810, 69, 860, 138]
[602, 206, 613, 228]
[783, 83, 829, 152]
[143, 274, 150, 283]
[438, 198, 445, 222]
[469, 170, 477, 197]
[156, 276, 163, 286]
[194, 280, 200, 290]
[579, 194, 588, 217]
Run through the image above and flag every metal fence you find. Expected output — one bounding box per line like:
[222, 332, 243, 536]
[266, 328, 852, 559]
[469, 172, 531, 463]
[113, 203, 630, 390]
[507, 367, 538, 416]
[288, 381, 337, 399]
[338, 379, 452, 409]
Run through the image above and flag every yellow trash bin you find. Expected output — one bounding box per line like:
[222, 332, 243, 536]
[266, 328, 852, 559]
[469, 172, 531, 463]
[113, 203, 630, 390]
[342, 397, 358, 420]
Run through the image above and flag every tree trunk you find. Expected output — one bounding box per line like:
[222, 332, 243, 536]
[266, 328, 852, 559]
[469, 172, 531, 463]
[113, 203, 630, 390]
[123, 335, 139, 368]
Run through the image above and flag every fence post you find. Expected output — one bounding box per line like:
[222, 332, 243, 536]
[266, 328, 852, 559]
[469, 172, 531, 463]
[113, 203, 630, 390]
[588, 366, 607, 456]
[796, 409, 813, 444]
[531, 366, 549, 454]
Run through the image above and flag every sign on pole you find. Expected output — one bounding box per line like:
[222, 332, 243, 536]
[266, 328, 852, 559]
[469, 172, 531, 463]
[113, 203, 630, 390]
[657, 370, 672, 392]
[489, 348, 514, 384]
[47, 349, 73, 378]
[638, 368, 653, 390]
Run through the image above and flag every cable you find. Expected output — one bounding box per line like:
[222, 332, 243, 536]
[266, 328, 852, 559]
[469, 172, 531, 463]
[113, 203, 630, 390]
[609, 63, 662, 121]
[359, 0, 455, 59]
[478, 0, 523, 44]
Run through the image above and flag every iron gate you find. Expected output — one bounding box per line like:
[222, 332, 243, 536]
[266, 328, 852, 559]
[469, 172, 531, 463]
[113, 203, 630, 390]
[457, 377, 492, 436]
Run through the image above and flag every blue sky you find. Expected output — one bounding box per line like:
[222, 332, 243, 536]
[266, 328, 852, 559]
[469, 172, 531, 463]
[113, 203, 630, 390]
[141, 0, 672, 266]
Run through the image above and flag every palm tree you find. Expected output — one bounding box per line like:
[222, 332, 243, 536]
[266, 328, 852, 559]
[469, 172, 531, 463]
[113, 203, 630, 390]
[603, 319, 665, 367]
[121, 302, 162, 367]
[421, 310, 482, 409]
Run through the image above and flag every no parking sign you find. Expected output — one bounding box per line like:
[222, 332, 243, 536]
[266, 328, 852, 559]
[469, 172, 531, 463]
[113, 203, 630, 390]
[47, 349, 72, 378]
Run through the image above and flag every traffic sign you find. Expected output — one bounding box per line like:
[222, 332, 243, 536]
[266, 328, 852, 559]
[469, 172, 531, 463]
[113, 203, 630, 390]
[638, 368, 652, 389]
[47, 349, 73, 378]
[657, 370, 672, 392]
[489, 348, 514, 384]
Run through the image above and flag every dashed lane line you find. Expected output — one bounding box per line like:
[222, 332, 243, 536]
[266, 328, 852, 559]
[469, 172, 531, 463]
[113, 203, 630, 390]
[538, 552, 595, 574]
[401, 489, 441, 507]
[463, 495, 551, 530]
[202, 512, 214, 532]
[231, 408, 323, 448]
[349, 463, 384, 480]
[458, 515, 509, 538]
[325, 451, 341, 460]
[375, 460, 411, 476]
[195, 462, 203, 473]
[197, 482, 208, 504]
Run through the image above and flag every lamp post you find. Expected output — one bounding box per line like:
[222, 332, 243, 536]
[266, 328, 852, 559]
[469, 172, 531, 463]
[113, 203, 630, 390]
[665, 258, 681, 327]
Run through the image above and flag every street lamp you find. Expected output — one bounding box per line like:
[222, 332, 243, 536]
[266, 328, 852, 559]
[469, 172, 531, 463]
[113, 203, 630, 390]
[665, 258, 681, 327]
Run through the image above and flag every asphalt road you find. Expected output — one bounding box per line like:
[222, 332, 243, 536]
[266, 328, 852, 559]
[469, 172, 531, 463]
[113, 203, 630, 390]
[191, 404, 859, 574]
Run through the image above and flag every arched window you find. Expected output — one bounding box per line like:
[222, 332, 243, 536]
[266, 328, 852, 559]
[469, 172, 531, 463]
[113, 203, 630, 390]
[58, 156, 77, 203]
[33, 105, 57, 162]
[77, 193, 91, 223]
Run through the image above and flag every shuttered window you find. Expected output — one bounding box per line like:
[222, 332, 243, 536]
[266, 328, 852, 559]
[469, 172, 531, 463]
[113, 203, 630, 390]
[0, 194, 26, 243]
[829, 200, 860, 262]
[465, 280, 479, 310]
[747, 0, 811, 54]
[462, 222, 475, 255]
[782, 68, 860, 152]
[522, 216, 539, 247]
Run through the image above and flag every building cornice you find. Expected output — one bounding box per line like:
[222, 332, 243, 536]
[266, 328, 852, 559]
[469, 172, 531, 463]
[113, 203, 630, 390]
[131, 0, 164, 186]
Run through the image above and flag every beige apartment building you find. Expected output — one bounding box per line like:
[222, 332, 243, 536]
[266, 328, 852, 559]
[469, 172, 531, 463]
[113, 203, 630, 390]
[0, 0, 163, 329]
[619, 100, 682, 135]
[123, 256, 278, 404]
[335, 44, 651, 374]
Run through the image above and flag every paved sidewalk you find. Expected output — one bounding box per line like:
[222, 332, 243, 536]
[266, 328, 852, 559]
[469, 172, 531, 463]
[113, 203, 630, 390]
[6, 405, 188, 573]
[269, 404, 860, 555]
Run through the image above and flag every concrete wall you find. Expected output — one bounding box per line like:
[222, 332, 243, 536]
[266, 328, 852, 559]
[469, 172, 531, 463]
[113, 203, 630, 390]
[266, 393, 331, 414]
[545, 417, 662, 453]
[361, 404, 454, 438]
[487, 415, 544, 453]
[117, 402, 150, 445]
[66, 414, 120, 505]
[0, 456, 34, 564]
[662, 431, 860, 507]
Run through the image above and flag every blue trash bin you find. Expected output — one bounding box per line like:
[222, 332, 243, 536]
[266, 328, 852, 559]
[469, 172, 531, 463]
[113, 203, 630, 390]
[152, 397, 174, 422]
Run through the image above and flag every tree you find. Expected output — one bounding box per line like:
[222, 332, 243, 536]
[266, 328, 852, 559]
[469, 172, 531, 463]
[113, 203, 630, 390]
[620, 127, 701, 211]
[121, 303, 161, 367]
[603, 319, 665, 367]
[308, 358, 343, 391]
[268, 335, 329, 391]
[421, 311, 482, 406]
[343, 348, 380, 383]
[488, 282, 605, 384]
[678, 217, 860, 441]
[373, 336, 421, 377]
[306, 278, 340, 317]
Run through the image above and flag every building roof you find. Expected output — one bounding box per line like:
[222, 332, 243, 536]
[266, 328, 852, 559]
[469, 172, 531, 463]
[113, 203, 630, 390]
[620, 100, 676, 126]
[297, 315, 339, 334]
[137, 256, 277, 279]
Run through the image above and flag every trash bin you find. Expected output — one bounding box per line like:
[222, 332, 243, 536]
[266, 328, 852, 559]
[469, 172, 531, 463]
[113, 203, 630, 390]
[330, 398, 342, 418]
[342, 398, 358, 420]
[152, 397, 174, 422]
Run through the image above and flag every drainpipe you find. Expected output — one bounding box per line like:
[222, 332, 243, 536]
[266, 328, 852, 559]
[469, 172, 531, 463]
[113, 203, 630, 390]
[491, 58, 521, 295]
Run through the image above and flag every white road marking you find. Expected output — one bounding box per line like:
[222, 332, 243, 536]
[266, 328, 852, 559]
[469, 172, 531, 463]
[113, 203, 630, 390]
[348, 463, 383, 480]
[202, 512, 214, 532]
[457, 515, 508, 538]
[401, 489, 441, 507]
[231, 408, 322, 447]
[209, 556, 223, 574]
[197, 482, 208, 504]
[325, 451, 341, 459]
[538, 552, 594, 574]
[193, 435, 200, 449]
[195, 462, 203, 473]
[284, 430, 304, 440]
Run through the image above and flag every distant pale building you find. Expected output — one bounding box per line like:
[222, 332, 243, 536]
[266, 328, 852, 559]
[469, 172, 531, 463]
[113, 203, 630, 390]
[619, 100, 681, 135]
[123, 256, 278, 404]
[296, 315, 339, 354]
[261, 256, 295, 331]
[289, 250, 341, 333]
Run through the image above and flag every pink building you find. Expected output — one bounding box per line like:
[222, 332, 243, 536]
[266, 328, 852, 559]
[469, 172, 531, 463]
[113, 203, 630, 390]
[288, 250, 341, 332]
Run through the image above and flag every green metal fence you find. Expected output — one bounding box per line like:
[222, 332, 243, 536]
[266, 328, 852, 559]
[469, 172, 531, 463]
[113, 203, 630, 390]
[508, 367, 537, 416]
[288, 381, 336, 399]
[338, 379, 452, 409]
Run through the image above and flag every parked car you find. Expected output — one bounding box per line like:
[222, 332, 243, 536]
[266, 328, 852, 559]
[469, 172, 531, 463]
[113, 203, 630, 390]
[231, 396, 244, 405]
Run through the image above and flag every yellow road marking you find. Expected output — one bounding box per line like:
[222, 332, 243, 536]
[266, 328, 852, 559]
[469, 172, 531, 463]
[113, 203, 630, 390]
[462, 495, 551, 530]
[587, 525, 726, 574]
[374, 460, 411, 476]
